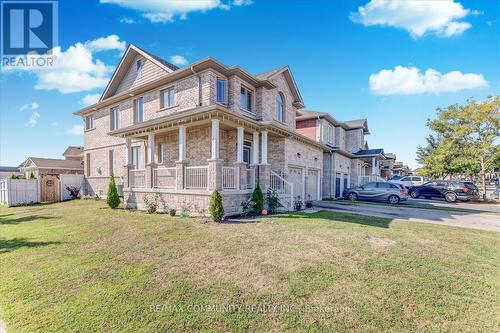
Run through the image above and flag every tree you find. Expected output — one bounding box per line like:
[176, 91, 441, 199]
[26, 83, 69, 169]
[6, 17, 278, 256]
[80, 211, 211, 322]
[209, 189, 224, 222]
[416, 135, 440, 164]
[421, 97, 500, 198]
[106, 175, 120, 208]
[251, 183, 264, 214]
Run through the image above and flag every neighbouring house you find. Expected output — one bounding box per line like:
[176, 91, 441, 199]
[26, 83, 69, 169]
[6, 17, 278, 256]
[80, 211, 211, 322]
[393, 161, 412, 177]
[0, 166, 23, 179]
[74, 44, 324, 214]
[20, 146, 84, 178]
[295, 110, 386, 199]
[380, 152, 396, 179]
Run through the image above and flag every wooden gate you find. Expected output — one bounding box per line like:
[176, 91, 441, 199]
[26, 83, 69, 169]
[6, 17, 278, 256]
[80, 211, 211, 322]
[40, 175, 60, 202]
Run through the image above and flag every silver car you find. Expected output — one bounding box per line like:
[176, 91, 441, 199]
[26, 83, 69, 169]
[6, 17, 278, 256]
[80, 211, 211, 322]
[343, 182, 408, 204]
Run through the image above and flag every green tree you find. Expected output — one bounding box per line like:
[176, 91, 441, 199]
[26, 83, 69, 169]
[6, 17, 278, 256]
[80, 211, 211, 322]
[251, 183, 264, 214]
[106, 175, 121, 208]
[421, 97, 500, 198]
[209, 189, 224, 222]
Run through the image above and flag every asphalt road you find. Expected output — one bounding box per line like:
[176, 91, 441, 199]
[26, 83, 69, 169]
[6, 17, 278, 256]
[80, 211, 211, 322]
[314, 200, 500, 232]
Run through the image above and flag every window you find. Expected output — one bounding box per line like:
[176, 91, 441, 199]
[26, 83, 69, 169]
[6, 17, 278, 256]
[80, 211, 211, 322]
[134, 97, 144, 124]
[325, 124, 334, 144]
[216, 78, 228, 103]
[363, 182, 377, 189]
[131, 147, 140, 169]
[136, 59, 142, 79]
[275, 92, 285, 122]
[160, 87, 175, 109]
[86, 153, 91, 176]
[240, 86, 253, 112]
[157, 143, 165, 164]
[85, 115, 94, 130]
[110, 107, 120, 130]
[377, 182, 392, 189]
[400, 177, 409, 181]
[109, 150, 114, 176]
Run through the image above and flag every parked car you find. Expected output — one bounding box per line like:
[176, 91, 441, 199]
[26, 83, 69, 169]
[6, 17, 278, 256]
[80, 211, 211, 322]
[408, 180, 474, 202]
[389, 175, 402, 181]
[389, 176, 424, 188]
[460, 181, 479, 198]
[343, 182, 408, 204]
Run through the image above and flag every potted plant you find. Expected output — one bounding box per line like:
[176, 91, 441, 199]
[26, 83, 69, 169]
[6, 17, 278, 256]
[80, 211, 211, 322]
[305, 194, 313, 208]
[169, 208, 176, 216]
[294, 199, 303, 211]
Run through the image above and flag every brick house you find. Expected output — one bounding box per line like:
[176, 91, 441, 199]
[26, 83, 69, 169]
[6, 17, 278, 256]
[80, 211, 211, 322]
[74, 45, 325, 214]
[296, 111, 386, 199]
[20, 146, 84, 178]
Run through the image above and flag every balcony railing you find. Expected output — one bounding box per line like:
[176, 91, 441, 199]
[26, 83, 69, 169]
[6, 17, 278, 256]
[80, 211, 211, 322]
[222, 166, 237, 190]
[129, 169, 146, 188]
[153, 167, 176, 189]
[185, 166, 208, 189]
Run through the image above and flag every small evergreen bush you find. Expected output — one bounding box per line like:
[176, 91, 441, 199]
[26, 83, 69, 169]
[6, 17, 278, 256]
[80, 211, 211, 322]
[251, 184, 264, 214]
[106, 175, 120, 208]
[266, 188, 280, 214]
[209, 189, 224, 222]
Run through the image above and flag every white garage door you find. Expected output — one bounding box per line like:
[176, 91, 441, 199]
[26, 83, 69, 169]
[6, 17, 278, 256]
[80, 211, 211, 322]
[287, 166, 304, 201]
[306, 169, 319, 201]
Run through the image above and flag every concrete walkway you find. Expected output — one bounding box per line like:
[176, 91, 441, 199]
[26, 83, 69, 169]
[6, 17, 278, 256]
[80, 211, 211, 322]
[314, 200, 500, 232]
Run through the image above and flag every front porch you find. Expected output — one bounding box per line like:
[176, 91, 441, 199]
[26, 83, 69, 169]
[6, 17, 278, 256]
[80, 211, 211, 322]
[119, 116, 271, 215]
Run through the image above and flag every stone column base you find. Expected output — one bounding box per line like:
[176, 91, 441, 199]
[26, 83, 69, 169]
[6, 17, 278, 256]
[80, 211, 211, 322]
[175, 161, 187, 190]
[207, 158, 223, 191]
[145, 163, 156, 189]
[234, 162, 247, 190]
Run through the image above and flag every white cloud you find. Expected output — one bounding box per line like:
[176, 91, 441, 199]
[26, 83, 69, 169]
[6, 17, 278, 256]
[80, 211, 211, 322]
[2, 35, 125, 94]
[19, 102, 39, 112]
[51, 122, 58, 127]
[369, 66, 487, 95]
[169, 55, 188, 66]
[26, 111, 40, 127]
[65, 124, 84, 136]
[350, 0, 474, 38]
[79, 93, 101, 106]
[120, 17, 139, 24]
[100, 0, 245, 23]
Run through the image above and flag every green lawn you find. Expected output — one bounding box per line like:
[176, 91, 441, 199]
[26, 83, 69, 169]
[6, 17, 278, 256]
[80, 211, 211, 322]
[0, 200, 498, 332]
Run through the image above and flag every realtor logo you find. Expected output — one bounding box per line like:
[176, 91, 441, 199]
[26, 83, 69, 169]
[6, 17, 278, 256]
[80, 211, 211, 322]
[1, 0, 58, 56]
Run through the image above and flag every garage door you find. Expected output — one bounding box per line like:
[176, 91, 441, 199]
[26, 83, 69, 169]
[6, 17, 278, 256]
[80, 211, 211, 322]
[287, 166, 304, 201]
[306, 169, 319, 200]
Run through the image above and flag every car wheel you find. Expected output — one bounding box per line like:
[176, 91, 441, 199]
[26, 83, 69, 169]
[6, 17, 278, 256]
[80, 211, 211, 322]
[445, 192, 457, 203]
[388, 195, 400, 204]
[348, 193, 358, 201]
[410, 190, 419, 198]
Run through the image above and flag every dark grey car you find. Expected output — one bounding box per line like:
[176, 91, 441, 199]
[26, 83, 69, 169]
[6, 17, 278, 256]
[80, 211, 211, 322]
[343, 182, 408, 204]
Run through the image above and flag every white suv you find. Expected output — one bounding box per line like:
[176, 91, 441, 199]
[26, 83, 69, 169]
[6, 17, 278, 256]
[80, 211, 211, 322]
[390, 176, 424, 188]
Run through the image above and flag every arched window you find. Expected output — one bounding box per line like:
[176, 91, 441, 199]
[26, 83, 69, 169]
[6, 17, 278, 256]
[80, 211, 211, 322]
[275, 92, 285, 122]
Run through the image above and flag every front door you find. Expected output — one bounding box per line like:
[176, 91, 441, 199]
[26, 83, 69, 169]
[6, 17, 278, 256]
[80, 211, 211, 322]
[335, 174, 341, 198]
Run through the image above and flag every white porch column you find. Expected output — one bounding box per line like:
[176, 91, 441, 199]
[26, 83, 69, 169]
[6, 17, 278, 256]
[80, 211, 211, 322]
[252, 131, 259, 164]
[147, 132, 154, 164]
[178, 125, 186, 162]
[125, 138, 131, 165]
[261, 130, 268, 165]
[236, 127, 244, 163]
[211, 119, 220, 160]
[372, 157, 376, 175]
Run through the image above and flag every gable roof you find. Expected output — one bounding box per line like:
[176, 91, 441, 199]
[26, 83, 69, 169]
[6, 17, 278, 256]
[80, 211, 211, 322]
[99, 44, 179, 102]
[297, 110, 370, 134]
[256, 66, 304, 108]
[22, 157, 83, 170]
[62, 146, 83, 157]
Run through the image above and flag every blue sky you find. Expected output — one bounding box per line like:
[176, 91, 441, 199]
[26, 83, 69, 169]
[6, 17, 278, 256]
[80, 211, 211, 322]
[1, 0, 499, 168]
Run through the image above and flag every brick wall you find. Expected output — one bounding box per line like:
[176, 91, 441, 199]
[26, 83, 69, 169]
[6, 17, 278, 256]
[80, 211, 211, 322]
[296, 119, 317, 141]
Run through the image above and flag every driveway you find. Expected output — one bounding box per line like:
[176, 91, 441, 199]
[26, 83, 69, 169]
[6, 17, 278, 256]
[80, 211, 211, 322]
[314, 200, 500, 232]
[403, 197, 500, 213]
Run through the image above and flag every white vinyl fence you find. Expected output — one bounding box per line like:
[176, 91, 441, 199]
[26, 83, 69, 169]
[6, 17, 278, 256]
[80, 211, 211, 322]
[60, 174, 84, 201]
[0, 178, 39, 206]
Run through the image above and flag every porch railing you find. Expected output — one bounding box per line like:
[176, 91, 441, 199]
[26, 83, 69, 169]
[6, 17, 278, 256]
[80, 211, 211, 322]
[246, 168, 255, 190]
[185, 166, 208, 189]
[129, 169, 146, 188]
[153, 167, 176, 189]
[269, 170, 293, 210]
[222, 166, 237, 190]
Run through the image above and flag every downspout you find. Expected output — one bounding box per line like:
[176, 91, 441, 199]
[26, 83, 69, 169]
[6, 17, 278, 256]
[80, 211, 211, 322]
[190, 66, 201, 106]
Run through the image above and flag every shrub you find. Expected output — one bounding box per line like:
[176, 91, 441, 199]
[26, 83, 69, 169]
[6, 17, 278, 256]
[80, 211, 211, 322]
[10, 173, 18, 179]
[106, 175, 120, 208]
[29, 172, 36, 179]
[251, 184, 264, 214]
[240, 199, 254, 216]
[143, 193, 159, 214]
[209, 189, 224, 222]
[65, 186, 81, 199]
[266, 188, 280, 214]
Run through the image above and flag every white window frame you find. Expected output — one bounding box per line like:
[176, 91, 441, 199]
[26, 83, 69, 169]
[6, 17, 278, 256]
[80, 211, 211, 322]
[216, 78, 228, 104]
[134, 97, 144, 124]
[240, 85, 253, 112]
[131, 147, 140, 169]
[110, 107, 120, 130]
[275, 92, 285, 122]
[157, 143, 165, 164]
[160, 87, 175, 109]
[85, 115, 94, 130]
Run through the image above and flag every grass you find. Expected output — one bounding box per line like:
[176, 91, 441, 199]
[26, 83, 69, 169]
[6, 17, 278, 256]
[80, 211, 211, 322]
[0, 200, 499, 332]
